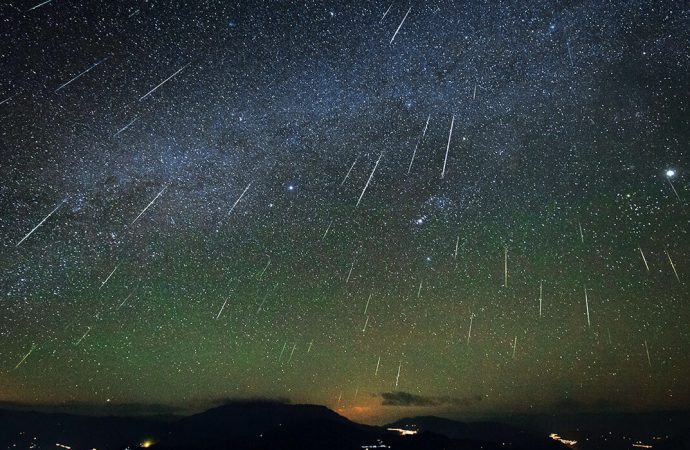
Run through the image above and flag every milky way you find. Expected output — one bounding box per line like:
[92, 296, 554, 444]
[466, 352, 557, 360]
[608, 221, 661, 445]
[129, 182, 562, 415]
[0, 0, 688, 424]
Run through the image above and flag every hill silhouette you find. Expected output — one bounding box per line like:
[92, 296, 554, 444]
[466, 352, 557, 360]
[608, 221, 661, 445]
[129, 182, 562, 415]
[0, 400, 570, 450]
[386, 415, 566, 450]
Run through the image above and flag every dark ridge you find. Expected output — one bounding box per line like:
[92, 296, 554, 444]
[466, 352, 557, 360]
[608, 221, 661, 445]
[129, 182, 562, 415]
[0, 401, 569, 450]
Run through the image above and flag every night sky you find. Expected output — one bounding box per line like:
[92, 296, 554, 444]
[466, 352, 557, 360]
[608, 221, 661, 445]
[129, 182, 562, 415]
[1, 0, 688, 424]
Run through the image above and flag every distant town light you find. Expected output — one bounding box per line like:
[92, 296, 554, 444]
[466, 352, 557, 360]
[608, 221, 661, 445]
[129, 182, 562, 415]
[549, 433, 577, 446]
[386, 427, 418, 436]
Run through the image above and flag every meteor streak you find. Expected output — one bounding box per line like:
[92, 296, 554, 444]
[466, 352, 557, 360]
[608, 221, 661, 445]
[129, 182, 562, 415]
[389, 7, 412, 44]
[441, 115, 454, 179]
[356, 151, 384, 207]
[131, 184, 169, 225]
[140, 63, 191, 101]
[16, 199, 66, 247]
[55, 57, 109, 93]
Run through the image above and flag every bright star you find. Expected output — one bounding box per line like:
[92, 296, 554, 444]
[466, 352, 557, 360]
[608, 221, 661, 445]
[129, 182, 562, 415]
[666, 169, 676, 177]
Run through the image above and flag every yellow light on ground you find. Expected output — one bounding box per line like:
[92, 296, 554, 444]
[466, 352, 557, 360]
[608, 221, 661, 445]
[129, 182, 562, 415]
[549, 433, 577, 446]
[386, 427, 418, 436]
[140, 440, 154, 448]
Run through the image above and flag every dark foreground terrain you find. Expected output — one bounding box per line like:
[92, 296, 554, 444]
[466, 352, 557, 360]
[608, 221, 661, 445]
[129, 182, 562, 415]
[0, 401, 565, 450]
[1, 401, 688, 450]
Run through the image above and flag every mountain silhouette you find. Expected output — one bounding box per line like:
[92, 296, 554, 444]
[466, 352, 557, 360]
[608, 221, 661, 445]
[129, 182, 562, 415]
[386, 415, 567, 450]
[0, 401, 570, 450]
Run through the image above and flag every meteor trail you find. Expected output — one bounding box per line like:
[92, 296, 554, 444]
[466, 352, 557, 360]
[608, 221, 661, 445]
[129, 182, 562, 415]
[99, 263, 120, 289]
[665, 250, 680, 282]
[216, 297, 229, 320]
[578, 220, 584, 244]
[356, 151, 383, 206]
[584, 287, 591, 327]
[307, 340, 313, 353]
[381, 3, 393, 21]
[375, 356, 381, 375]
[667, 178, 681, 201]
[117, 291, 135, 310]
[322, 220, 333, 239]
[389, 7, 412, 44]
[131, 184, 168, 225]
[441, 115, 454, 179]
[287, 343, 297, 363]
[228, 182, 252, 215]
[364, 293, 372, 315]
[341, 156, 358, 186]
[140, 63, 191, 101]
[512, 336, 517, 359]
[644, 339, 652, 368]
[407, 114, 430, 174]
[454, 236, 459, 259]
[346, 258, 355, 282]
[258, 258, 271, 278]
[256, 290, 272, 313]
[395, 362, 402, 388]
[362, 315, 369, 332]
[417, 280, 422, 298]
[539, 280, 543, 317]
[113, 117, 139, 137]
[27, 0, 52, 11]
[75, 327, 91, 346]
[279, 342, 287, 362]
[16, 198, 66, 247]
[638, 247, 650, 271]
[55, 57, 109, 93]
[503, 246, 508, 288]
[14, 344, 36, 370]
[0, 93, 19, 105]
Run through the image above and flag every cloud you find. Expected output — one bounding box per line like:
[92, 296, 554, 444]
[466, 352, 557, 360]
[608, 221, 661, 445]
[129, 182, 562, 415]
[379, 391, 483, 408]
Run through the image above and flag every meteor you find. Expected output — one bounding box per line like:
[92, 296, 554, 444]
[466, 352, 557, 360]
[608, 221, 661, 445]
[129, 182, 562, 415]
[16, 198, 66, 247]
[14, 344, 36, 370]
[389, 7, 412, 44]
[228, 182, 251, 215]
[55, 57, 109, 93]
[99, 263, 121, 289]
[131, 184, 169, 225]
[140, 63, 191, 101]
[356, 151, 384, 206]
[638, 247, 650, 271]
[441, 115, 454, 179]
